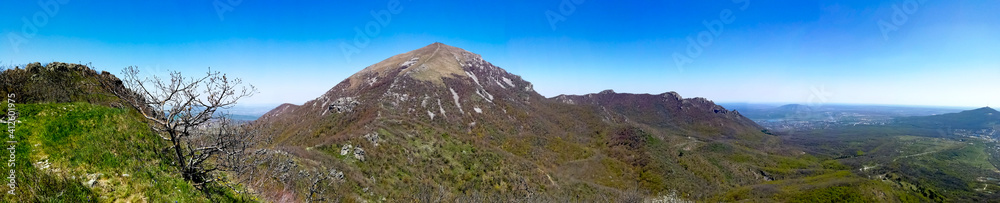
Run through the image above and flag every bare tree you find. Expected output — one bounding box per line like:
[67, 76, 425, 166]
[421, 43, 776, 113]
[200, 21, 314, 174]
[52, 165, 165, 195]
[211, 114, 275, 197]
[106, 66, 261, 188]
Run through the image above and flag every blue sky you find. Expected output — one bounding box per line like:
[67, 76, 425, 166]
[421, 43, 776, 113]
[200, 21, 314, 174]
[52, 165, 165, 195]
[2, 0, 999, 108]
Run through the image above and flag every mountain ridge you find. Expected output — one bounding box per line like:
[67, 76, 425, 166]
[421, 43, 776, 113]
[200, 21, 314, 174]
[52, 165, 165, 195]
[254, 43, 819, 201]
[895, 106, 1000, 130]
[260, 42, 761, 145]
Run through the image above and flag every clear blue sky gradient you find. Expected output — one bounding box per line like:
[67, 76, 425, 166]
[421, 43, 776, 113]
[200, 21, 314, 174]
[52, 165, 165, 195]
[2, 0, 998, 108]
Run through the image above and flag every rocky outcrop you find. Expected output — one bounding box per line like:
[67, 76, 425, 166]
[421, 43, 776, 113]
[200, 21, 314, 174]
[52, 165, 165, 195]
[363, 132, 380, 147]
[340, 144, 352, 156]
[329, 97, 360, 113]
[661, 91, 682, 101]
[0, 62, 130, 107]
[353, 147, 366, 162]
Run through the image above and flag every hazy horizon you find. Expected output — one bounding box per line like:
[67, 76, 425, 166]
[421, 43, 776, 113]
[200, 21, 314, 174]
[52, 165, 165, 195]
[3, 1, 998, 108]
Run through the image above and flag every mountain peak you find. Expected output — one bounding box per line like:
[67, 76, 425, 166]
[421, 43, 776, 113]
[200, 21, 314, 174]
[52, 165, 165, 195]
[411, 42, 465, 55]
[969, 107, 999, 115]
[974, 106, 998, 112]
[347, 42, 482, 88]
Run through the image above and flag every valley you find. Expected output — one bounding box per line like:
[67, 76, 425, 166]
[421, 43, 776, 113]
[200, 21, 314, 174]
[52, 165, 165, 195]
[765, 105, 1000, 202]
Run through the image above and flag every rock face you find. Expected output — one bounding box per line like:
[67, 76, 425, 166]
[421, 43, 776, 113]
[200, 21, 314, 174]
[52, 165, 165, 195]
[329, 97, 360, 113]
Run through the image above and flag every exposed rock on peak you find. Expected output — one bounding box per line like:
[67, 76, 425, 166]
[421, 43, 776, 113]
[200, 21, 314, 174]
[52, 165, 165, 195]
[661, 91, 682, 101]
[25, 62, 93, 72]
[553, 94, 576, 105]
[347, 42, 484, 88]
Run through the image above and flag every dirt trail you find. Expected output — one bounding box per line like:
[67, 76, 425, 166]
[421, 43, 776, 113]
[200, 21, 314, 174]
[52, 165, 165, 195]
[893, 145, 966, 162]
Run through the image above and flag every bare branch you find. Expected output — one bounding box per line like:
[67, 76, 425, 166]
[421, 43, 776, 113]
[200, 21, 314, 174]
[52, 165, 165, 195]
[114, 66, 264, 191]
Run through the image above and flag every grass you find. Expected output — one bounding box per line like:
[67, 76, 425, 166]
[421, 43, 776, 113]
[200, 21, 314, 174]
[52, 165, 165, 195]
[717, 170, 931, 202]
[2, 102, 252, 202]
[789, 186, 865, 203]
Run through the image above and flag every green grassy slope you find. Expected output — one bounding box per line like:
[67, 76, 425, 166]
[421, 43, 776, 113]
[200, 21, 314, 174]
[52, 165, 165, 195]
[2, 102, 251, 202]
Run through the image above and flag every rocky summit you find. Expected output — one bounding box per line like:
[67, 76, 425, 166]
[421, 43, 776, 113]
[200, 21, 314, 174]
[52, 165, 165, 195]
[261, 42, 543, 145]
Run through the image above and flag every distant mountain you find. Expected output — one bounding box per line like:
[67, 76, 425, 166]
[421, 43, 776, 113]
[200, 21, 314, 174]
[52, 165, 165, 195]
[254, 43, 917, 201]
[735, 103, 969, 122]
[214, 105, 279, 121]
[260, 42, 546, 145]
[776, 104, 812, 112]
[223, 114, 262, 121]
[737, 103, 819, 120]
[895, 107, 1000, 130]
